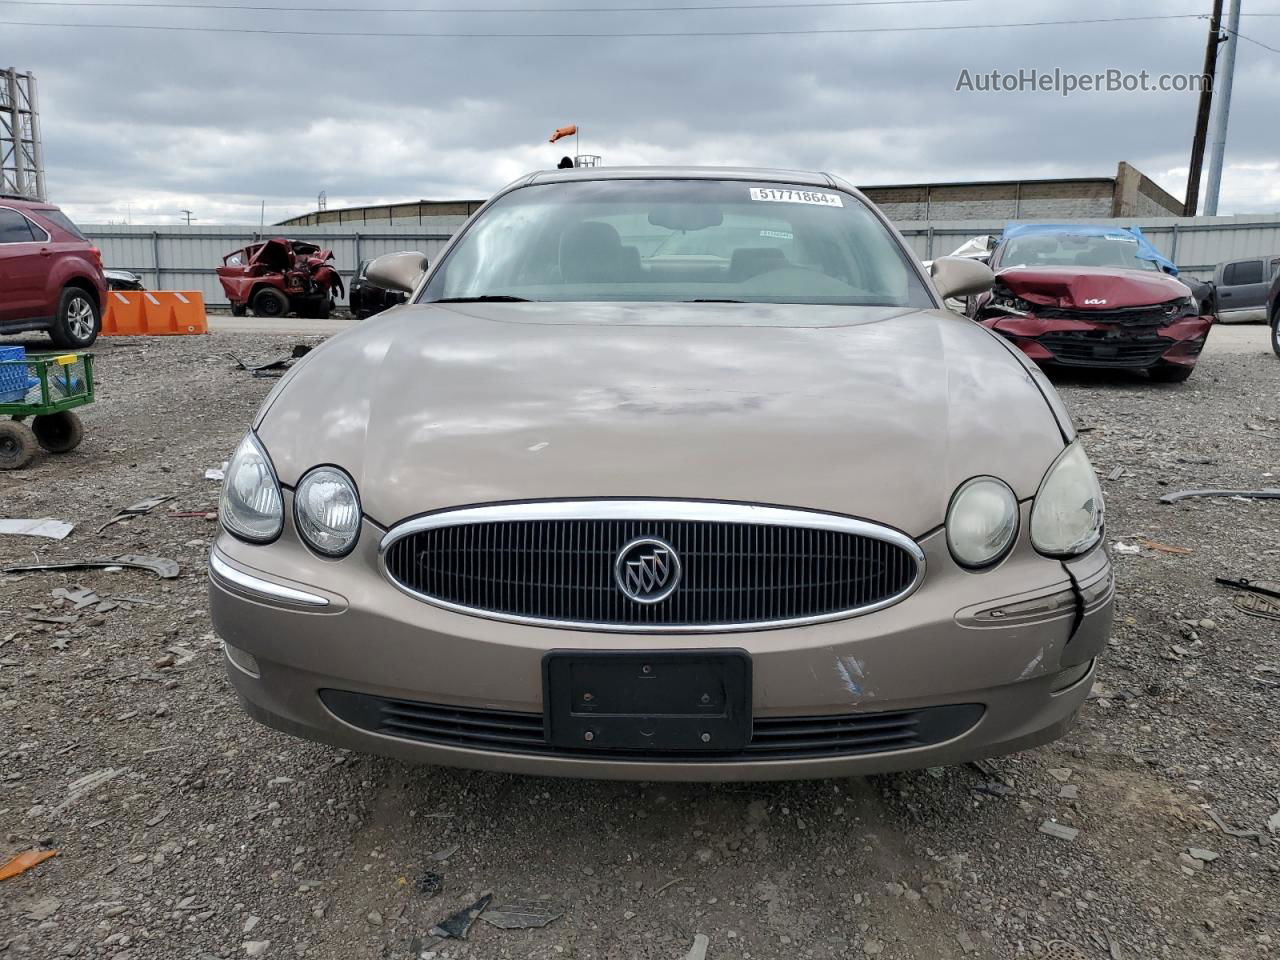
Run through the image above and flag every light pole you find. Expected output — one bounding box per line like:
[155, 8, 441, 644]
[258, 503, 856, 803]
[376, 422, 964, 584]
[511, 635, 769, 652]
[1204, 0, 1242, 216]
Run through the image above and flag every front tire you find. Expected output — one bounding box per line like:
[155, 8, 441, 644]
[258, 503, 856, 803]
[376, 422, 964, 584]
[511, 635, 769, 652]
[1271, 309, 1280, 358]
[251, 287, 290, 319]
[230, 302, 247, 317]
[1150, 362, 1195, 383]
[32, 411, 84, 454]
[49, 287, 100, 348]
[0, 420, 38, 470]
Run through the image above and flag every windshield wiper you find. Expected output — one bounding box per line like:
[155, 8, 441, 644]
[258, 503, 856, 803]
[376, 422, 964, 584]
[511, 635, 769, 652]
[683, 298, 745, 303]
[433, 295, 534, 303]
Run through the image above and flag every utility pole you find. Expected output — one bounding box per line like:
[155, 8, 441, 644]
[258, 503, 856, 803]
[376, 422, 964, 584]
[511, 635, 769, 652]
[1204, 0, 1242, 216]
[1184, 0, 1225, 216]
[179, 209, 196, 226]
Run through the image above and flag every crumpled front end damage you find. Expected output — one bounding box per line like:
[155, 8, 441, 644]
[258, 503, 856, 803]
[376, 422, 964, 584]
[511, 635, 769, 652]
[976, 268, 1214, 371]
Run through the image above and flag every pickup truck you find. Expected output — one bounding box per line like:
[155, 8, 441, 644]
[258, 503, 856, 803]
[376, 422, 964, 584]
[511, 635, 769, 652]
[1213, 255, 1280, 323]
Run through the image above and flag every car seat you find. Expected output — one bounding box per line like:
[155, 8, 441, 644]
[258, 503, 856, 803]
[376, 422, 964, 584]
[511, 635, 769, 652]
[559, 222, 641, 284]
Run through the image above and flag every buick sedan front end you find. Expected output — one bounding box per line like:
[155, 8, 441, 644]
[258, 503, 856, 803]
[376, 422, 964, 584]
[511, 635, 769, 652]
[210, 167, 1113, 781]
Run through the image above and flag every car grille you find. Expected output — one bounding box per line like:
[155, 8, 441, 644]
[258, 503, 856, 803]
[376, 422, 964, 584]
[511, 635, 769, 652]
[1038, 332, 1172, 368]
[1035, 302, 1182, 325]
[319, 689, 984, 761]
[380, 503, 924, 632]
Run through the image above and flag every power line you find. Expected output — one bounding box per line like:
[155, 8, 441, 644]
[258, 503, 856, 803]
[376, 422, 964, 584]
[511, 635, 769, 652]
[1222, 22, 1280, 54]
[0, 0, 986, 11]
[0, 12, 1215, 38]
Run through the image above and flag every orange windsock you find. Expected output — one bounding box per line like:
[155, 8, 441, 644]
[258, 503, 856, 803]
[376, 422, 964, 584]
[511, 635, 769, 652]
[549, 124, 578, 144]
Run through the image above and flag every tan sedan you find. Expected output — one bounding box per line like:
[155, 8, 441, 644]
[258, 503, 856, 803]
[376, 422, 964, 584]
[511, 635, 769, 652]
[210, 167, 1113, 781]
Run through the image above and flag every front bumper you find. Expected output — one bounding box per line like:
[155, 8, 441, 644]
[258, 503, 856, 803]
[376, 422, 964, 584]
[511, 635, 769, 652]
[981, 312, 1213, 369]
[209, 509, 1114, 781]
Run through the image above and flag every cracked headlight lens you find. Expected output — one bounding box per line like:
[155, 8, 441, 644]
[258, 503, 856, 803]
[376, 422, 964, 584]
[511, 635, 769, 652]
[1031, 440, 1104, 557]
[294, 466, 361, 557]
[947, 476, 1019, 569]
[219, 432, 283, 543]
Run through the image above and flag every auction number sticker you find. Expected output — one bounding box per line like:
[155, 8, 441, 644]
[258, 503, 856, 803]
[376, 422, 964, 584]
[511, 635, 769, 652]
[750, 187, 843, 207]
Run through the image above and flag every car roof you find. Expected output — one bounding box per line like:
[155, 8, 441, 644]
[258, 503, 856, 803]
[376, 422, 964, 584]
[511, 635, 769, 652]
[0, 194, 55, 209]
[524, 166, 841, 189]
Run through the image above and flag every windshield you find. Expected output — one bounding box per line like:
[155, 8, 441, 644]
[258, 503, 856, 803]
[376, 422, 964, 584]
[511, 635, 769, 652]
[420, 179, 933, 308]
[998, 233, 1159, 272]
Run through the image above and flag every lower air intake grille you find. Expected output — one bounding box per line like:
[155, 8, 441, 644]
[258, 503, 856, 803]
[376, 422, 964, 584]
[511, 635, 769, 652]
[1038, 332, 1172, 368]
[320, 690, 983, 761]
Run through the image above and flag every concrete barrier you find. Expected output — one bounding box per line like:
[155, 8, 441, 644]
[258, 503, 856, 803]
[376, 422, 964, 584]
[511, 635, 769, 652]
[102, 291, 208, 336]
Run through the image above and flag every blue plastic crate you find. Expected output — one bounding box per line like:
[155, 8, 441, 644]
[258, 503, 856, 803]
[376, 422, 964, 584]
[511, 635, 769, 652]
[0, 346, 39, 403]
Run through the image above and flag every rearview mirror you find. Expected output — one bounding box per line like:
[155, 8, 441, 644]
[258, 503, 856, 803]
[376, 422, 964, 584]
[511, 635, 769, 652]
[648, 204, 723, 232]
[367, 251, 429, 294]
[930, 256, 994, 301]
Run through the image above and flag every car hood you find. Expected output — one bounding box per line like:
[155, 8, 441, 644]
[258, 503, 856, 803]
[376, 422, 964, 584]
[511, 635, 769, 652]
[995, 265, 1189, 309]
[255, 302, 1067, 537]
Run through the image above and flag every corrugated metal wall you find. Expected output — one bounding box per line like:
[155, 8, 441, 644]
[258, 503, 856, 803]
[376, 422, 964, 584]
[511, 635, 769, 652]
[83, 213, 1280, 305]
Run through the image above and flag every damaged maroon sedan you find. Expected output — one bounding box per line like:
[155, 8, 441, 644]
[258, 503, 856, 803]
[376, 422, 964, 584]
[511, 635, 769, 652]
[969, 225, 1213, 382]
[216, 238, 344, 319]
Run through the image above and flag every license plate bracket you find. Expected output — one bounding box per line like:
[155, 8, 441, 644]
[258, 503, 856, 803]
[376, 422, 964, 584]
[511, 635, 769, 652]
[543, 650, 752, 753]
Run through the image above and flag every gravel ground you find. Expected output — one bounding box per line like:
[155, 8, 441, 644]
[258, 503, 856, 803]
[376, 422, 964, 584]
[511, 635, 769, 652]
[1, 328, 1278, 960]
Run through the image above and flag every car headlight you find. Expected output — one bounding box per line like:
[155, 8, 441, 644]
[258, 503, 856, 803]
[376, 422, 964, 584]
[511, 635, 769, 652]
[294, 466, 361, 557]
[988, 291, 1033, 316]
[219, 432, 283, 543]
[1030, 440, 1104, 557]
[946, 477, 1019, 569]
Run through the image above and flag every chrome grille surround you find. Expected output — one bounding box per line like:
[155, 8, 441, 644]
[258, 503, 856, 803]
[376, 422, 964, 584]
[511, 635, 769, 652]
[378, 500, 926, 633]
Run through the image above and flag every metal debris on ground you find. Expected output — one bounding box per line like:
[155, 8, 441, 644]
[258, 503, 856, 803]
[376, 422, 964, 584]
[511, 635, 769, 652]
[1038, 820, 1079, 842]
[417, 871, 443, 898]
[0, 518, 75, 540]
[0, 849, 58, 881]
[1232, 593, 1280, 621]
[428, 893, 492, 940]
[1159, 487, 1280, 504]
[479, 897, 566, 930]
[683, 933, 710, 960]
[1205, 806, 1263, 842]
[228, 344, 312, 377]
[429, 843, 460, 862]
[3, 554, 180, 579]
[205, 465, 226, 481]
[1105, 466, 1124, 481]
[1111, 542, 1140, 555]
[97, 495, 175, 533]
[1214, 576, 1280, 599]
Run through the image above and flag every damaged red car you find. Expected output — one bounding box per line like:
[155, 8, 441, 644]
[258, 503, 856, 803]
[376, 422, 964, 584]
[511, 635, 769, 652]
[216, 238, 344, 319]
[969, 225, 1213, 382]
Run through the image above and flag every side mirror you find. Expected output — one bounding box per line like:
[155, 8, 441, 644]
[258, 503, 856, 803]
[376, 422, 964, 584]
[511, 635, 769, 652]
[367, 251, 429, 294]
[930, 256, 995, 302]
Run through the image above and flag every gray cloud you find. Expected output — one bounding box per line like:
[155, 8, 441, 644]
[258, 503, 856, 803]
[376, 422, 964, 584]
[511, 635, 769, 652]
[8, 0, 1279, 223]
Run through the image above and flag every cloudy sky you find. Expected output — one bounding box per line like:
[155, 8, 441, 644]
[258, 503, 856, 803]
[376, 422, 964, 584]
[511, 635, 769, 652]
[7, 0, 1280, 224]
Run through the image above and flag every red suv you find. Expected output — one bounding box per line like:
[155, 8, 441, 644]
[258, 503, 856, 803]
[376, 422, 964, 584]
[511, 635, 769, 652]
[0, 195, 106, 348]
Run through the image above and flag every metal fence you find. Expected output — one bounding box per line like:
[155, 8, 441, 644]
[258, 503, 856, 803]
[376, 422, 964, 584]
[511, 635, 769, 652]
[83, 212, 1280, 306]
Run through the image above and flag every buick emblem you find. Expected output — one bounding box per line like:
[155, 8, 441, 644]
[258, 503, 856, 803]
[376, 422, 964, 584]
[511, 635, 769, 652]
[614, 537, 682, 604]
